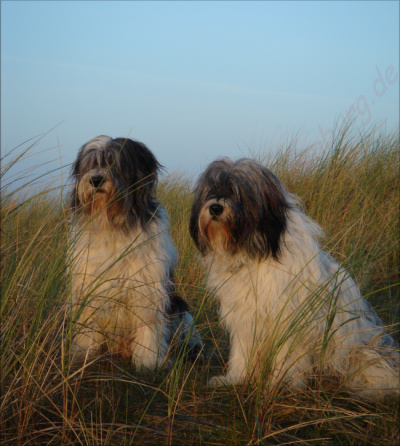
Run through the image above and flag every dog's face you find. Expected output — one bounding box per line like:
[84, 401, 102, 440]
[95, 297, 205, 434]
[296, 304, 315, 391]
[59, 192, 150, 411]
[190, 158, 290, 260]
[70, 136, 161, 228]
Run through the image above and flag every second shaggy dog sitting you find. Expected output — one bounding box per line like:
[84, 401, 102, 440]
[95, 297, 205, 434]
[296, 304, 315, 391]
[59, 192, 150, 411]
[190, 157, 399, 399]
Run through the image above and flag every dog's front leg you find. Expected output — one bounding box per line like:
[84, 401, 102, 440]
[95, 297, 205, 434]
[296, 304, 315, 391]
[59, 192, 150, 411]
[208, 331, 248, 387]
[131, 317, 169, 369]
[71, 321, 104, 362]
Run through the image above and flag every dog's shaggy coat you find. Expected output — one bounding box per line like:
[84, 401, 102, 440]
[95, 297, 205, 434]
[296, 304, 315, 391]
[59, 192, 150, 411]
[190, 157, 399, 399]
[69, 136, 202, 367]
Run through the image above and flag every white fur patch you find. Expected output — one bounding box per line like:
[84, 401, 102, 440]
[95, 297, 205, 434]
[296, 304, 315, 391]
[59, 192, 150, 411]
[70, 207, 177, 368]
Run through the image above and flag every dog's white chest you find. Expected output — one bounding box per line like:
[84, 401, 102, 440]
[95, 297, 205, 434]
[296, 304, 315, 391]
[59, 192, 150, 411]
[70, 225, 172, 303]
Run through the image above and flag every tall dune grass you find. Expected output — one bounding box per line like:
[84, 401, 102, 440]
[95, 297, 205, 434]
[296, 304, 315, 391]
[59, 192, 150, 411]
[1, 125, 399, 445]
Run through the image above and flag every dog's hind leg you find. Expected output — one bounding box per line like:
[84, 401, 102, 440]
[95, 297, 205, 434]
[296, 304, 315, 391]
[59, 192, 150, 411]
[340, 347, 400, 399]
[166, 293, 204, 361]
[71, 323, 104, 362]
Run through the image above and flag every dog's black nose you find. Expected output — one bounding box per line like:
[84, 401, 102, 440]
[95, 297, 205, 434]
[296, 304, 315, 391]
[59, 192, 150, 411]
[209, 203, 224, 217]
[90, 175, 105, 188]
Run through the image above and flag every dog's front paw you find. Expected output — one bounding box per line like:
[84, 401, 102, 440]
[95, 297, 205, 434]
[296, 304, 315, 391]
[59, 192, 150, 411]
[208, 375, 234, 387]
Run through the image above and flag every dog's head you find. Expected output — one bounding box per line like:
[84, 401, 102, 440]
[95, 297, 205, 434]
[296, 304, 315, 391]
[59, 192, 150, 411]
[189, 158, 291, 260]
[69, 136, 161, 229]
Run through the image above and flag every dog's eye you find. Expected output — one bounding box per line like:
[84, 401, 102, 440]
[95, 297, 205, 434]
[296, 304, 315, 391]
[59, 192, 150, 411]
[225, 186, 234, 197]
[105, 152, 114, 166]
[98, 151, 116, 170]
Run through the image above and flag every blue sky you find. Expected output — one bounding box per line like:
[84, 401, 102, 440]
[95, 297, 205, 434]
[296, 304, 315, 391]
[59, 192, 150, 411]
[1, 1, 399, 186]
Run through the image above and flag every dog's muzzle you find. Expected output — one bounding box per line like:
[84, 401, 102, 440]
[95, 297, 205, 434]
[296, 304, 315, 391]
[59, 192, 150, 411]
[90, 174, 106, 189]
[209, 203, 224, 218]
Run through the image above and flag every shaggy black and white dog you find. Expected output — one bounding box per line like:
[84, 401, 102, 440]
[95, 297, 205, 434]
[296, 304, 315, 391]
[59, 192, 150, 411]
[190, 157, 399, 399]
[69, 136, 202, 367]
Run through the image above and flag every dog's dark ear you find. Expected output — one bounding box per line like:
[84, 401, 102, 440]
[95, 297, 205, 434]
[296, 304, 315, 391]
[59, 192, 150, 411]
[113, 138, 162, 191]
[258, 169, 289, 260]
[189, 189, 207, 255]
[241, 167, 289, 261]
[70, 145, 85, 178]
[68, 146, 86, 213]
[131, 140, 161, 184]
